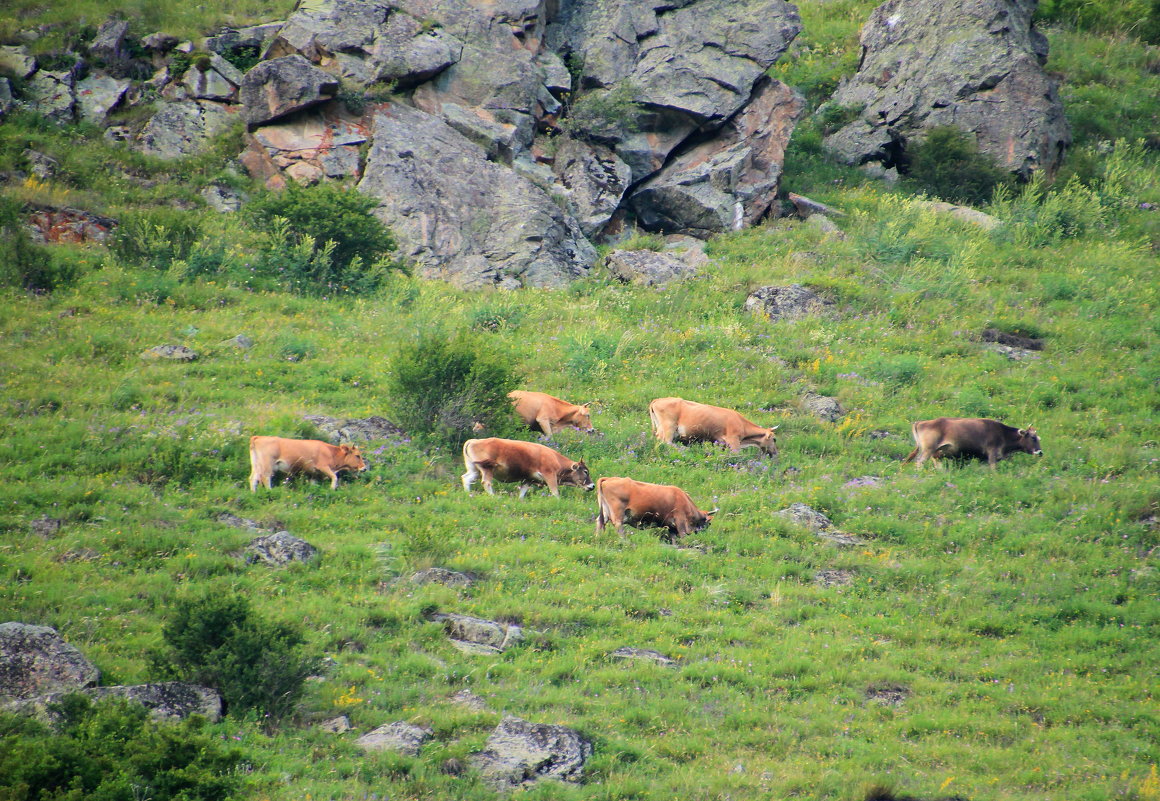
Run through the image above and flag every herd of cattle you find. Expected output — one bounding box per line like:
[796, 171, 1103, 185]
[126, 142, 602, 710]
[249, 391, 1044, 541]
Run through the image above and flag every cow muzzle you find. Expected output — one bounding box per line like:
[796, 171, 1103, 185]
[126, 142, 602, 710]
[585, 482, 596, 491]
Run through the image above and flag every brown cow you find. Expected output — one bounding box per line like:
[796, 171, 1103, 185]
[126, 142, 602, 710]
[462, 437, 595, 498]
[509, 391, 594, 436]
[249, 435, 368, 491]
[648, 397, 778, 457]
[595, 477, 716, 542]
[903, 418, 1042, 469]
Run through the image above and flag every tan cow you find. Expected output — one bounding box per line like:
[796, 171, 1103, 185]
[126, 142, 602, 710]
[509, 391, 594, 436]
[595, 477, 716, 542]
[648, 397, 778, 457]
[462, 437, 595, 498]
[903, 418, 1042, 469]
[249, 435, 368, 491]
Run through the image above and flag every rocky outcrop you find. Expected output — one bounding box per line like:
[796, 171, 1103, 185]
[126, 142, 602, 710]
[9, 682, 222, 723]
[801, 392, 844, 423]
[745, 285, 834, 321]
[75, 75, 130, 124]
[137, 101, 236, 159]
[609, 647, 677, 667]
[551, 136, 632, 238]
[823, 0, 1069, 178]
[629, 79, 804, 235]
[605, 249, 697, 287]
[26, 206, 117, 245]
[240, 55, 338, 129]
[356, 721, 433, 755]
[429, 612, 523, 655]
[410, 568, 476, 588]
[244, 531, 319, 566]
[0, 623, 100, 700]
[471, 716, 592, 789]
[775, 503, 832, 532]
[242, 106, 368, 186]
[26, 70, 76, 124]
[140, 345, 198, 361]
[358, 103, 595, 289]
[303, 414, 407, 444]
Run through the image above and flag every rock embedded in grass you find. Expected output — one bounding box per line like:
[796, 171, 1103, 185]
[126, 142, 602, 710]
[303, 414, 407, 445]
[410, 567, 476, 588]
[320, 715, 352, 733]
[29, 516, 64, 538]
[449, 689, 492, 711]
[140, 344, 198, 362]
[471, 715, 592, 789]
[814, 569, 856, 588]
[605, 249, 698, 287]
[745, 284, 834, 322]
[428, 612, 523, 655]
[8, 682, 222, 723]
[244, 531, 319, 566]
[801, 392, 843, 423]
[0, 622, 100, 700]
[609, 647, 677, 667]
[355, 721, 432, 756]
[776, 503, 832, 531]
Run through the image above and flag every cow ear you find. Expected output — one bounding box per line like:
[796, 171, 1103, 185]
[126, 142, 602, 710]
[1027, 426, 1037, 435]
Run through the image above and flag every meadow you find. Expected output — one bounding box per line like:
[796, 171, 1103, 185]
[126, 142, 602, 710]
[1, 1, 1158, 799]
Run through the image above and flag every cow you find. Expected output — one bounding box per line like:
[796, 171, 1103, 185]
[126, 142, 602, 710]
[902, 418, 1042, 469]
[594, 476, 716, 542]
[462, 437, 595, 498]
[509, 391, 595, 436]
[249, 435, 368, 491]
[648, 397, 778, 458]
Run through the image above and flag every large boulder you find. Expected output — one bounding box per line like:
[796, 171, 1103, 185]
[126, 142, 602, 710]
[244, 531, 319, 566]
[823, 0, 1069, 179]
[358, 103, 595, 288]
[8, 682, 222, 723]
[26, 205, 117, 245]
[26, 70, 76, 124]
[0, 45, 37, 79]
[137, 100, 236, 159]
[471, 716, 592, 789]
[75, 74, 130, 124]
[629, 78, 804, 235]
[429, 612, 524, 654]
[356, 721, 433, 755]
[605, 249, 697, 287]
[551, 135, 632, 238]
[240, 55, 338, 129]
[0, 623, 99, 700]
[745, 284, 834, 321]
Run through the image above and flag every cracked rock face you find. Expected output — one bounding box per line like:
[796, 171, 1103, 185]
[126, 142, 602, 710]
[0, 623, 100, 701]
[823, 0, 1069, 178]
[471, 716, 592, 789]
[358, 103, 595, 289]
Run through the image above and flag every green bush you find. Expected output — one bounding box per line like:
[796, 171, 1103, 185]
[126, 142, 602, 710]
[904, 126, 1014, 206]
[1036, 0, 1158, 39]
[0, 694, 244, 801]
[109, 207, 202, 269]
[0, 197, 78, 292]
[151, 592, 320, 727]
[471, 300, 527, 332]
[388, 332, 519, 449]
[560, 82, 642, 143]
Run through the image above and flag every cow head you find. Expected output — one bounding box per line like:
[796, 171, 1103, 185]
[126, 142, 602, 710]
[693, 506, 718, 532]
[1017, 426, 1042, 456]
[759, 426, 779, 458]
[561, 460, 595, 490]
[338, 445, 369, 473]
[566, 404, 595, 433]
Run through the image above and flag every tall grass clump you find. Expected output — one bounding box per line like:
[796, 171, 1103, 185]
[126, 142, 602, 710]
[0, 694, 244, 800]
[150, 592, 319, 728]
[904, 125, 1015, 206]
[0, 196, 79, 292]
[387, 332, 519, 449]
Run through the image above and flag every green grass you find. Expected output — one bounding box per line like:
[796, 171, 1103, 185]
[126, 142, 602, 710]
[1, 1, 1159, 800]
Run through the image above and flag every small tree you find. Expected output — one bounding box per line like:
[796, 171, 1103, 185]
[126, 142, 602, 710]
[905, 125, 1015, 206]
[388, 332, 520, 450]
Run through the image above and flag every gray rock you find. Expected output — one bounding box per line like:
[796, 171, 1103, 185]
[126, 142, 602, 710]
[215, 512, 271, 531]
[140, 345, 198, 361]
[605, 249, 697, 287]
[265, 0, 391, 62]
[356, 721, 433, 755]
[319, 145, 361, 179]
[6, 682, 222, 722]
[25, 205, 118, 245]
[788, 192, 844, 218]
[0, 78, 12, 116]
[90, 19, 130, 64]
[984, 342, 1040, 361]
[239, 55, 338, 129]
[776, 503, 832, 531]
[918, 199, 1000, 230]
[204, 23, 283, 56]
[629, 78, 804, 236]
[0, 622, 100, 700]
[221, 333, 254, 349]
[823, 0, 1069, 179]
[814, 568, 856, 587]
[201, 184, 243, 213]
[450, 689, 491, 711]
[609, 647, 677, 667]
[75, 74, 130, 124]
[817, 530, 866, 548]
[137, 100, 235, 159]
[429, 612, 523, 654]
[411, 568, 476, 588]
[302, 414, 406, 444]
[182, 65, 236, 101]
[141, 32, 179, 52]
[471, 715, 592, 789]
[56, 548, 102, 563]
[804, 214, 843, 237]
[551, 136, 633, 238]
[745, 284, 834, 321]
[23, 149, 59, 180]
[358, 103, 596, 289]
[801, 392, 844, 423]
[0, 45, 37, 79]
[320, 714, 352, 733]
[26, 70, 76, 124]
[29, 516, 64, 538]
[244, 531, 319, 566]
[368, 13, 460, 86]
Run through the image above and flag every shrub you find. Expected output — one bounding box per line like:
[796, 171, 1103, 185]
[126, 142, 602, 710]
[0, 196, 78, 292]
[0, 694, 244, 801]
[109, 207, 202, 269]
[904, 125, 1014, 206]
[471, 300, 527, 331]
[560, 82, 642, 143]
[151, 592, 320, 727]
[388, 332, 519, 449]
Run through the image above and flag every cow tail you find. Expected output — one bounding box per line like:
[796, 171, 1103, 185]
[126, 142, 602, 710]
[647, 402, 660, 439]
[595, 478, 608, 529]
[901, 422, 920, 463]
[902, 447, 919, 464]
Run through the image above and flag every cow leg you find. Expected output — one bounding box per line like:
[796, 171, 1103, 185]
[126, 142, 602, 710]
[480, 469, 496, 495]
[721, 436, 742, 452]
[536, 416, 554, 437]
[461, 462, 480, 493]
[987, 449, 1000, 469]
[546, 477, 560, 498]
[320, 467, 340, 489]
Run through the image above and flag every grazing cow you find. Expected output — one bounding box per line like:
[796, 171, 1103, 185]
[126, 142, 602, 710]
[509, 391, 594, 436]
[648, 397, 778, 458]
[595, 477, 716, 542]
[249, 435, 368, 491]
[462, 437, 594, 498]
[903, 418, 1042, 469]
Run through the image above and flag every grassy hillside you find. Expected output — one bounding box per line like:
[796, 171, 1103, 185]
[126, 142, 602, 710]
[1, 3, 1159, 800]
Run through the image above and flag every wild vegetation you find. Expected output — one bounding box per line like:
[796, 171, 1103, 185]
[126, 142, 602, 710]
[1, 1, 1158, 800]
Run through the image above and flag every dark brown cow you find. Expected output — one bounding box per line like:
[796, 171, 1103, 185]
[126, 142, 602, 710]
[462, 437, 594, 498]
[595, 476, 716, 542]
[249, 435, 368, 491]
[903, 418, 1042, 469]
[649, 397, 778, 457]
[509, 391, 594, 436]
